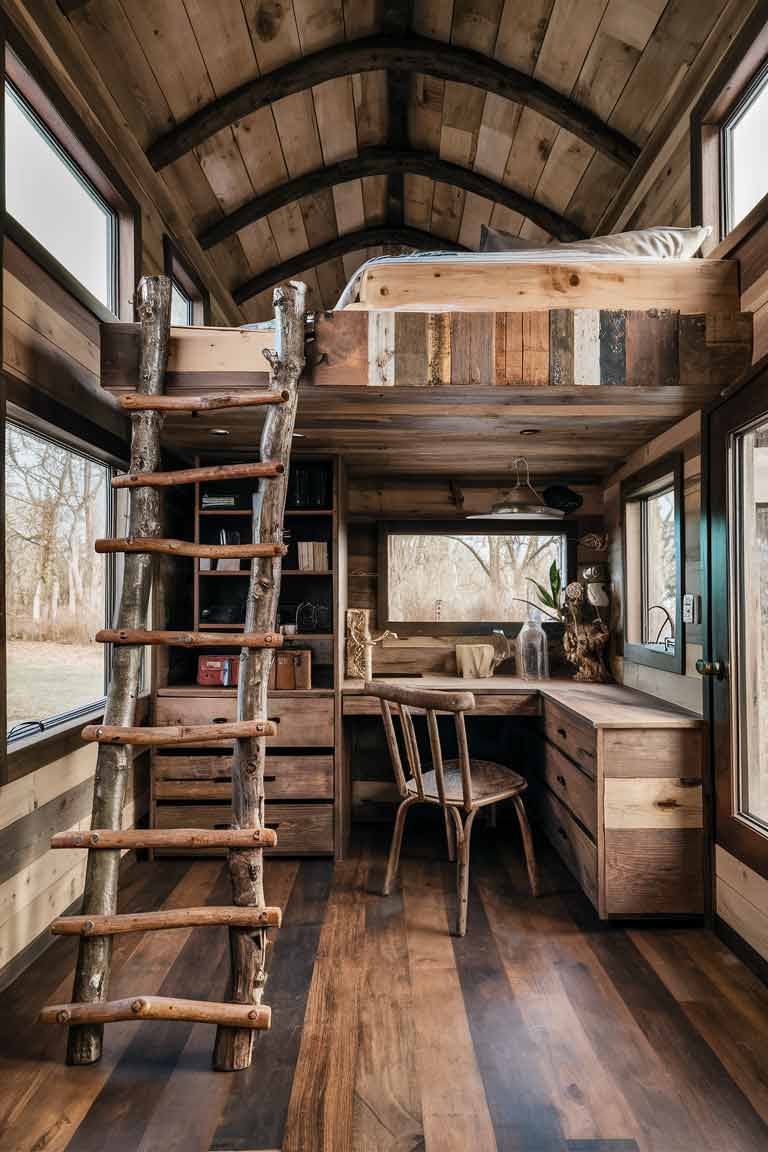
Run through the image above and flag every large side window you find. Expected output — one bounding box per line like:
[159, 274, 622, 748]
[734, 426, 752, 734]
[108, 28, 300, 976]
[5, 422, 112, 741]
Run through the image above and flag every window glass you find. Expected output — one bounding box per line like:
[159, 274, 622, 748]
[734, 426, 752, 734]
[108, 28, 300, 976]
[724, 66, 768, 231]
[5, 424, 110, 739]
[4, 82, 116, 309]
[386, 532, 565, 623]
[643, 487, 677, 647]
[171, 278, 193, 326]
[733, 419, 768, 827]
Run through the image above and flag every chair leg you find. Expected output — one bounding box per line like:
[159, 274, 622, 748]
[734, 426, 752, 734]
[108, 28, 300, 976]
[454, 809, 478, 937]
[443, 806, 456, 862]
[383, 795, 417, 896]
[512, 794, 539, 897]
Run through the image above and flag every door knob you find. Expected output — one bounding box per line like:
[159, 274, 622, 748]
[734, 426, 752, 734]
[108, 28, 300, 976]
[695, 659, 726, 680]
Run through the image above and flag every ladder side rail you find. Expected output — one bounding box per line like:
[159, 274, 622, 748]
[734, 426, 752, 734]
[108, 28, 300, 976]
[67, 276, 171, 1066]
[213, 281, 306, 1071]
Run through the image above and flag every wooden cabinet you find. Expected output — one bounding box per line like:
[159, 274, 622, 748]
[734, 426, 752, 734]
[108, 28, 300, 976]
[151, 688, 336, 857]
[538, 693, 705, 918]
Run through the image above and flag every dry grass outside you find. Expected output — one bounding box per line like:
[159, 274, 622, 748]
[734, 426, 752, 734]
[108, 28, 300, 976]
[7, 640, 104, 729]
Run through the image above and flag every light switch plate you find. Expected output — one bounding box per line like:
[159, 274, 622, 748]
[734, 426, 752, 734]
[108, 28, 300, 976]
[682, 593, 700, 625]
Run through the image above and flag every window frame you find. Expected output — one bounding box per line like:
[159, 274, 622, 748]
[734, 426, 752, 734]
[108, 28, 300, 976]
[4, 38, 139, 321]
[4, 416, 117, 746]
[164, 235, 210, 326]
[691, 8, 768, 256]
[378, 519, 576, 637]
[621, 453, 685, 676]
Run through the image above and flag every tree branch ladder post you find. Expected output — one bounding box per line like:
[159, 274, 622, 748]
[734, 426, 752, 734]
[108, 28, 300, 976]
[214, 280, 306, 1071]
[67, 276, 171, 1066]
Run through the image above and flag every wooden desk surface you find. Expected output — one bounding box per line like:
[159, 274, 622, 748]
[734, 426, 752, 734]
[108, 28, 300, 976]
[342, 675, 702, 728]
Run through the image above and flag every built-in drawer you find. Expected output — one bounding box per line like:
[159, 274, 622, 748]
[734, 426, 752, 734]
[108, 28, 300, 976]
[539, 787, 598, 909]
[542, 700, 597, 777]
[542, 741, 597, 839]
[154, 694, 334, 747]
[154, 802, 334, 855]
[152, 753, 334, 800]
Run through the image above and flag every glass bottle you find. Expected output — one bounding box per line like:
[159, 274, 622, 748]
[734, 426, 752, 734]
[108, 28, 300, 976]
[517, 610, 549, 680]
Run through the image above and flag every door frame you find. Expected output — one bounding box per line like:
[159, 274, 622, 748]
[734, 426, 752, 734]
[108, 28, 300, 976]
[707, 357, 768, 881]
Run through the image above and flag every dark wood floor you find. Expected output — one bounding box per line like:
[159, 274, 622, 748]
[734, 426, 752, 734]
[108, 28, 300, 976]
[2, 821, 768, 1152]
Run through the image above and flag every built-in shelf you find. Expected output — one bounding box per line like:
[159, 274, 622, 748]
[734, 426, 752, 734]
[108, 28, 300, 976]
[284, 508, 334, 516]
[198, 570, 249, 576]
[197, 622, 245, 630]
[282, 569, 333, 576]
[283, 632, 335, 640]
[198, 509, 252, 517]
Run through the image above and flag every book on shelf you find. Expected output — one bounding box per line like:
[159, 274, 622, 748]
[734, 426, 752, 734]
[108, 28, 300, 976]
[217, 528, 242, 572]
[201, 493, 237, 508]
[297, 541, 328, 571]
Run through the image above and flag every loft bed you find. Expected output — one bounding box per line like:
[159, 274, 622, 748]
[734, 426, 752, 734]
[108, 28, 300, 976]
[100, 246, 752, 476]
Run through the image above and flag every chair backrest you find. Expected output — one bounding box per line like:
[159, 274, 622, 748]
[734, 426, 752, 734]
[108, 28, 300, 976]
[364, 680, 477, 810]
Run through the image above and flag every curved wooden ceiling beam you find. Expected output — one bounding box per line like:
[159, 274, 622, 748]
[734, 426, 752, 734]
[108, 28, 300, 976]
[232, 225, 465, 305]
[147, 35, 639, 171]
[199, 148, 586, 249]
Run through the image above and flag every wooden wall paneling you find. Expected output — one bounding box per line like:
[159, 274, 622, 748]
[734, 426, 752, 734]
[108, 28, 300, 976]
[522, 312, 550, 385]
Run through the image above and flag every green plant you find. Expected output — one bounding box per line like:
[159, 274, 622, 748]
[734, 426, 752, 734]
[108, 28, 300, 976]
[528, 561, 563, 618]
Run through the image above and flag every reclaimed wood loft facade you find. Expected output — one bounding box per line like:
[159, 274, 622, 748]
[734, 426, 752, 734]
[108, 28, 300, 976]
[5, 2, 768, 1150]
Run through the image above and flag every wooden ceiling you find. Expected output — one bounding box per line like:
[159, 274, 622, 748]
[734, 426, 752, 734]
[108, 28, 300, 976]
[63, 0, 733, 322]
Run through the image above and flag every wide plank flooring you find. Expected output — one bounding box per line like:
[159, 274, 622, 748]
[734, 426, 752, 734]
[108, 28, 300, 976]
[2, 823, 768, 1152]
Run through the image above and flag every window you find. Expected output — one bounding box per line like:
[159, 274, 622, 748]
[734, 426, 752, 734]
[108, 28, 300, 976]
[5, 422, 112, 741]
[723, 62, 768, 233]
[622, 454, 684, 674]
[5, 81, 117, 310]
[3, 44, 137, 319]
[171, 279, 194, 326]
[379, 522, 571, 635]
[692, 11, 768, 249]
[164, 235, 209, 325]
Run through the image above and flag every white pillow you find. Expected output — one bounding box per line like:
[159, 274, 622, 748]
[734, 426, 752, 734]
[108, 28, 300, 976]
[480, 224, 712, 259]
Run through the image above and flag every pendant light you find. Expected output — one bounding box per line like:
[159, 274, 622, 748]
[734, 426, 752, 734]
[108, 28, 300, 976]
[467, 457, 564, 520]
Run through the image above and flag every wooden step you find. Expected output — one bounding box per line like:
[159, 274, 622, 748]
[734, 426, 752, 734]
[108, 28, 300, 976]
[95, 538, 286, 558]
[51, 827, 278, 850]
[95, 628, 282, 648]
[81, 720, 276, 746]
[52, 905, 282, 936]
[112, 460, 283, 489]
[119, 390, 289, 412]
[40, 995, 271, 1029]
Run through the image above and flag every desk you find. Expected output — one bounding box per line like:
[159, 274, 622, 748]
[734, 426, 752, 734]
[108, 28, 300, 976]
[343, 676, 705, 918]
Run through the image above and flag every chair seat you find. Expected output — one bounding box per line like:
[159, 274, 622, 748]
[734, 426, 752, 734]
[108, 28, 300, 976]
[406, 759, 527, 806]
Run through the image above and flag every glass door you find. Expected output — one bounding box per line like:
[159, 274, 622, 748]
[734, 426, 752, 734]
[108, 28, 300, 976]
[709, 373, 768, 877]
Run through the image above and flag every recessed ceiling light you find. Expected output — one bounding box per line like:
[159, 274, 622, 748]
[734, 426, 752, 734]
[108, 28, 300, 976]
[520, 428, 540, 436]
[292, 432, 305, 439]
[209, 428, 230, 436]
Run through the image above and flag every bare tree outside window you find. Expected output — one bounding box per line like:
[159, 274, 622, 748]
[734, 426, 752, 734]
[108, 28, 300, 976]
[386, 532, 565, 623]
[643, 487, 677, 646]
[5, 424, 109, 736]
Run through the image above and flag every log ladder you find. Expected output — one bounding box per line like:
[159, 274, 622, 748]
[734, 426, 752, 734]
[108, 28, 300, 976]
[39, 276, 306, 1071]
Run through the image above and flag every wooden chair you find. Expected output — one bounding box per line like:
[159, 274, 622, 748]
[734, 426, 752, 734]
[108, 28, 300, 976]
[366, 680, 538, 935]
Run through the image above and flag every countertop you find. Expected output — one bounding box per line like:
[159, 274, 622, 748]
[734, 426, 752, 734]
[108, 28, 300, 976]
[342, 675, 703, 729]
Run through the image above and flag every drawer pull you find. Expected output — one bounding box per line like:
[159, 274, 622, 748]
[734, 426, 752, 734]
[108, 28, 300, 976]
[556, 727, 567, 739]
[556, 774, 567, 788]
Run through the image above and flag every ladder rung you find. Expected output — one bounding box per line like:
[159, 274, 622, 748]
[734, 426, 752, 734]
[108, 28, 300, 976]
[112, 460, 283, 489]
[119, 391, 290, 412]
[51, 827, 278, 850]
[51, 905, 282, 936]
[95, 628, 282, 648]
[81, 720, 276, 746]
[95, 538, 286, 558]
[40, 996, 271, 1029]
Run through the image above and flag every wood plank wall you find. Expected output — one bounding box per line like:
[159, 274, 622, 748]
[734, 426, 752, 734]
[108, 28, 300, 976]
[0, 239, 151, 986]
[603, 411, 704, 716]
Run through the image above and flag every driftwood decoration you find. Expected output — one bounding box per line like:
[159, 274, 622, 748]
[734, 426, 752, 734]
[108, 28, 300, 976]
[345, 608, 396, 680]
[67, 276, 171, 1066]
[213, 281, 305, 1072]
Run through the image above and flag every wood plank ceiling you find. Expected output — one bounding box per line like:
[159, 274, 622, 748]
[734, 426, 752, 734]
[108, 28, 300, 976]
[65, 0, 732, 322]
